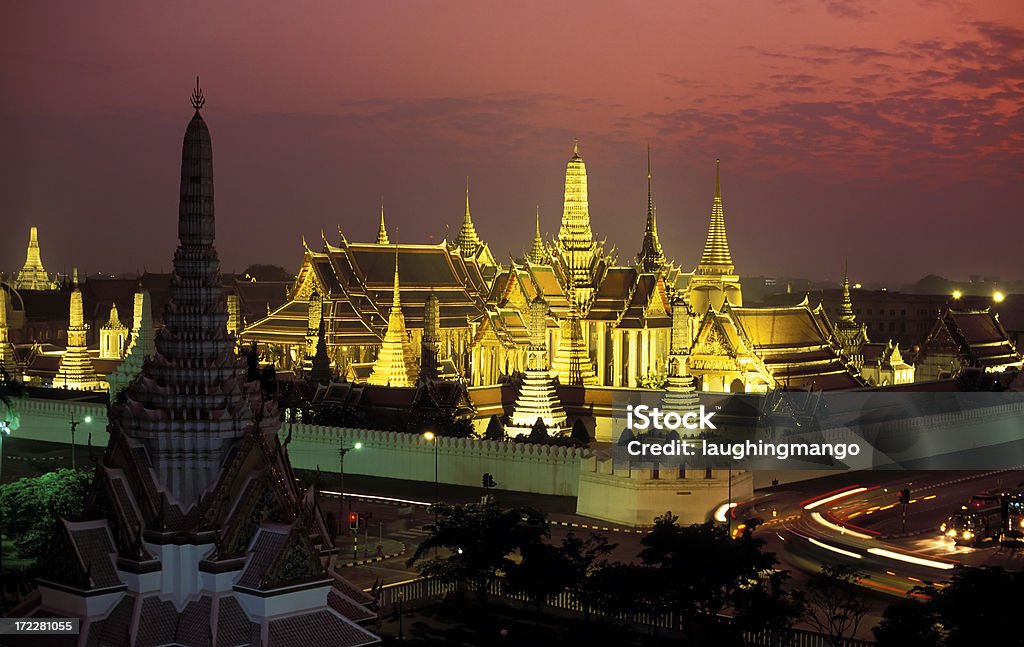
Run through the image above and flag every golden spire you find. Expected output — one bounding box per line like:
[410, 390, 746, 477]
[637, 145, 665, 273]
[698, 158, 734, 275]
[367, 244, 418, 387]
[529, 206, 546, 264]
[376, 202, 390, 245]
[55, 267, 102, 390]
[457, 176, 482, 257]
[557, 142, 597, 289]
[839, 260, 855, 323]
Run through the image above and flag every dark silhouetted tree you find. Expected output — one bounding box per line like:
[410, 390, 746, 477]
[734, 569, 805, 647]
[528, 418, 548, 442]
[803, 564, 869, 647]
[915, 566, 1022, 646]
[560, 532, 616, 623]
[407, 502, 548, 603]
[873, 597, 939, 647]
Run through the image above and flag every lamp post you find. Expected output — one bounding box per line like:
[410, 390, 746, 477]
[423, 431, 439, 516]
[337, 439, 362, 541]
[69, 414, 91, 471]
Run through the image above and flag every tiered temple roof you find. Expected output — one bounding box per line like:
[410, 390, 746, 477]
[917, 308, 1022, 375]
[697, 159, 734, 275]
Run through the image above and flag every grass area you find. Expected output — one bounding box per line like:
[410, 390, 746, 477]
[373, 599, 744, 647]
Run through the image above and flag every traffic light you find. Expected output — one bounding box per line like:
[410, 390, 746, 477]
[348, 511, 359, 530]
[482, 473, 496, 489]
[899, 488, 911, 505]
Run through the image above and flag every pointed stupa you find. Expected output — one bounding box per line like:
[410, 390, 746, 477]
[551, 286, 598, 386]
[419, 292, 441, 381]
[376, 202, 390, 245]
[505, 295, 567, 438]
[54, 269, 102, 390]
[529, 207, 546, 264]
[637, 146, 666, 273]
[832, 261, 869, 358]
[838, 261, 855, 323]
[14, 226, 58, 290]
[307, 316, 334, 384]
[367, 249, 419, 387]
[697, 159, 734, 275]
[557, 142, 598, 289]
[457, 177, 482, 258]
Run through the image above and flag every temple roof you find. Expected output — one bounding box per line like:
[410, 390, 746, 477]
[919, 308, 1022, 370]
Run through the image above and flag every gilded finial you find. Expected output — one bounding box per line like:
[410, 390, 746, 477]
[573, 139, 579, 156]
[190, 76, 205, 112]
[715, 158, 721, 199]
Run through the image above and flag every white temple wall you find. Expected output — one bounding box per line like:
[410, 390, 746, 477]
[13, 398, 110, 447]
[285, 424, 588, 497]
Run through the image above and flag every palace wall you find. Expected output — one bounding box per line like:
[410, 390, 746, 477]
[13, 397, 109, 447]
[284, 424, 590, 497]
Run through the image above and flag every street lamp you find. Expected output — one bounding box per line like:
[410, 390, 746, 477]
[423, 431, 439, 516]
[337, 439, 362, 540]
[69, 414, 92, 471]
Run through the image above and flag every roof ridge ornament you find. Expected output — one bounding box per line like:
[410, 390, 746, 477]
[190, 76, 205, 113]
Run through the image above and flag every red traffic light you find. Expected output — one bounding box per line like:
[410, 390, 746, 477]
[348, 512, 358, 523]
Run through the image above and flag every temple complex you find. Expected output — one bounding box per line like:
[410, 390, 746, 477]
[53, 269, 104, 390]
[15, 83, 379, 646]
[13, 226, 59, 290]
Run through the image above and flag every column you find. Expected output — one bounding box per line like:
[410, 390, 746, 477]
[611, 329, 622, 387]
[596, 321, 607, 386]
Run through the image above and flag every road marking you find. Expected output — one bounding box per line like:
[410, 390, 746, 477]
[808, 537, 861, 559]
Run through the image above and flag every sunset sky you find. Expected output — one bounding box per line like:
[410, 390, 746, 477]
[2, 1, 1022, 284]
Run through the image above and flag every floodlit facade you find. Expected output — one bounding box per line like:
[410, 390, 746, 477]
[13, 226, 60, 290]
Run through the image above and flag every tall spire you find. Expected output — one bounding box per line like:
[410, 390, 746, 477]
[106, 82, 273, 506]
[367, 247, 419, 387]
[14, 226, 57, 290]
[376, 202, 390, 245]
[457, 176, 482, 257]
[529, 206, 546, 264]
[637, 146, 666, 273]
[54, 268, 102, 391]
[105, 287, 154, 395]
[839, 260, 855, 323]
[99, 302, 128, 360]
[697, 158, 734, 275]
[557, 143, 598, 290]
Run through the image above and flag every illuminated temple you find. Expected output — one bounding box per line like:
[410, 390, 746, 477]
[241, 142, 873, 401]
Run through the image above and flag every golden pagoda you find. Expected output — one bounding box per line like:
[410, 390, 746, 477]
[54, 269, 103, 390]
[832, 263, 869, 361]
[553, 144, 604, 302]
[505, 296, 567, 437]
[367, 251, 419, 387]
[376, 203, 390, 245]
[688, 159, 742, 313]
[14, 226, 59, 290]
[529, 207, 546, 264]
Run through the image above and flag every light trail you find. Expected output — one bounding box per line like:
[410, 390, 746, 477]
[804, 487, 868, 510]
[808, 537, 862, 559]
[713, 502, 738, 523]
[867, 547, 956, 570]
[810, 512, 874, 540]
